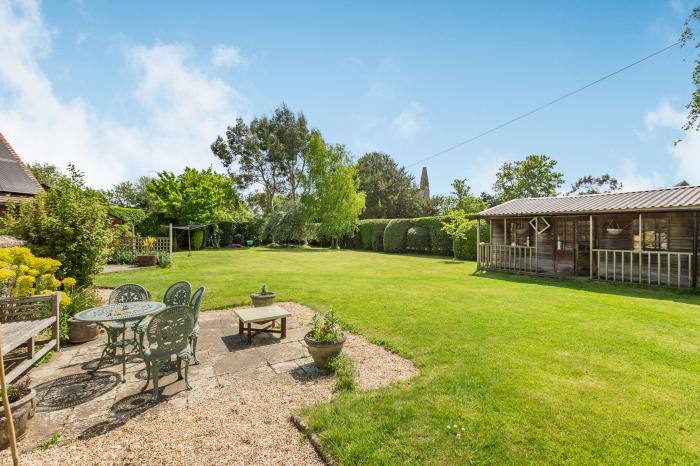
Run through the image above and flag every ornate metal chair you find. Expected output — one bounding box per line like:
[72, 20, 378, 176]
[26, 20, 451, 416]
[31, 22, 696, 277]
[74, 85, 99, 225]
[189, 287, 205, 364]
[163, 281, 192, 306]
[106, 284, 150, 358]
[142, 305, 195, 401]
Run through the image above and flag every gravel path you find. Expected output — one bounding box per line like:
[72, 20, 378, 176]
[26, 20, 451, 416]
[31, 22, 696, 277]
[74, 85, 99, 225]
[12, 302, 418, 465]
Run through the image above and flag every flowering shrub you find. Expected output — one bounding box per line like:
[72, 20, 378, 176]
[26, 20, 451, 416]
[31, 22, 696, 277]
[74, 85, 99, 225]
[0, 247, 74, 304]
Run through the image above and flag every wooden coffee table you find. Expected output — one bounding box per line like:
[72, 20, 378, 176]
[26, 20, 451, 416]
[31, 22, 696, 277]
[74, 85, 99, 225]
[234, 305, 291, 344]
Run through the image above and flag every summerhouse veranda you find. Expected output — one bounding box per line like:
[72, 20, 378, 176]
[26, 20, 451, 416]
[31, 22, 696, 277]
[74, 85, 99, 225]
[474, 185, 700, 289]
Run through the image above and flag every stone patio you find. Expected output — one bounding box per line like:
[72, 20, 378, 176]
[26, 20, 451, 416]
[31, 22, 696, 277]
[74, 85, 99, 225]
[9, 302, 418, 465]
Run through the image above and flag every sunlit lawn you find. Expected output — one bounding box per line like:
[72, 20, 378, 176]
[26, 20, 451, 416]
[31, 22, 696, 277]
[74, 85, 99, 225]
[97, 248, 700, 464]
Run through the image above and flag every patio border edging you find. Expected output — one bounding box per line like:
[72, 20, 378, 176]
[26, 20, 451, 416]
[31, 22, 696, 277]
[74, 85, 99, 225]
[290, 415, 336, 466]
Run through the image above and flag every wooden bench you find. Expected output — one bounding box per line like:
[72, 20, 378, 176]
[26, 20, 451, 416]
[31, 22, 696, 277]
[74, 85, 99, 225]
[0, 293, 60, 382]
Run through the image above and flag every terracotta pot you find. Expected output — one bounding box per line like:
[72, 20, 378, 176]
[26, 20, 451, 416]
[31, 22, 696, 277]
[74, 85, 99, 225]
[0, 389, 36, 449]
[137, 255, 157, 267]
[68, 318, 101, 344]
[250, 292, 276, 307]
[304, 333, 346, 368]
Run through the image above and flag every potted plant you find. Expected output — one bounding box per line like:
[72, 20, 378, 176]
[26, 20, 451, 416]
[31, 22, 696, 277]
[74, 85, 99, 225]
[250, 284, 276, 307]
[136, 236, 158, 267]
[304, 309, 346, 369]
[66, 286, 102, 344]
[0, 376, 36, 449]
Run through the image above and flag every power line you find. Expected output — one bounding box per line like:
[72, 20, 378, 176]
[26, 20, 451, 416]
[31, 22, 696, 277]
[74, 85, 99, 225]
[407, 40, 681, 168]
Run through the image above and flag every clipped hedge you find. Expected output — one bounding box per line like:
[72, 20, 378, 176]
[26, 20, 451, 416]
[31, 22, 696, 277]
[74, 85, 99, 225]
[358, 219, 390, 251]
[192, 229, 204, 250]
[413, 216, 453, 256]
[406, 227, 431, 252]
[108, 206, 147, 226]
[453, 220, 490, 260]
[383, 219, 413, 253]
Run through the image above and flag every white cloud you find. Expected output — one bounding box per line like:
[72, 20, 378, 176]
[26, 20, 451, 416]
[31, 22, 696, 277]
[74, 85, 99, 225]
[639, 100, 700, 184]
[392, 101, 424, 140]
[211, 45, 244, 68]
[618, 159, 666, 191]
[0, 0, 243, 188]
[670, 0, 684, 14]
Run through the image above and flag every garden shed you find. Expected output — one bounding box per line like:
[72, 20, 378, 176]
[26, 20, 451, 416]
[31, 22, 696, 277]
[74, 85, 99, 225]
[474, 184, 700, 288]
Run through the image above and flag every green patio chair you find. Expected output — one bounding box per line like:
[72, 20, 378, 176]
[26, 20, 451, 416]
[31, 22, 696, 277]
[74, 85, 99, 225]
[106, 284, 150, 355]
[142, 305, 195, 401]
[189, 287, 205, 365]
[163, 281, 192, 306]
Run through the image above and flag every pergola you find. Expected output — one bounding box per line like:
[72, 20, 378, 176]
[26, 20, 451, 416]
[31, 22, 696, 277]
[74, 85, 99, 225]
[171, 223, 212, 255]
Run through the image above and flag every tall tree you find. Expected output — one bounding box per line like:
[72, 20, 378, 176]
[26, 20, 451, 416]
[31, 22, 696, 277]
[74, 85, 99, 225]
[493, 154, 564, 202]
[681, 7, 700, 133]
[356, 152, 426, 218]
[29, 162, 67, 187]
[147, 167, 248, 224]
[271, 103, 309, 201]
[567, 174, 622, 195]
[211, 117, 284, 212]
[301, 132, 365, 247]
[101, 177, 155, 209]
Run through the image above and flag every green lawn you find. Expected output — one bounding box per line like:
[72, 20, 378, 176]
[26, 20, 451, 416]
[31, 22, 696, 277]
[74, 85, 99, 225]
[97, 248, 700, 464]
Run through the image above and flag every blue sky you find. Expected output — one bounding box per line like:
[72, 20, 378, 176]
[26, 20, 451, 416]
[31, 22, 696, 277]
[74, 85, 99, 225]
[0, 0, 697, 195]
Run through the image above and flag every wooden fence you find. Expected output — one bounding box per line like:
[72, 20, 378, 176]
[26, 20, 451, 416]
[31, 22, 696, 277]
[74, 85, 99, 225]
[116, 236, 171, 254]
[479, 243, 536, 273]
[593, 249, 693, 288]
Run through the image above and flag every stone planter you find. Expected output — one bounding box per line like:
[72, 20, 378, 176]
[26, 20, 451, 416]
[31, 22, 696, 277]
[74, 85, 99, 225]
[137, 255, 157, 267]
[0, 389, 36, 449]
[304, 333, 346, 369]
[68, 317, 100, 344]
[250, 292, 276, 307]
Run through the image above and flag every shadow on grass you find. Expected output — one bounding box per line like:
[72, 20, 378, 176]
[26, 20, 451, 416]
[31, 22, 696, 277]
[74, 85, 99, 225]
[255, 247, 330, 253]
[475, 270, 700, 306]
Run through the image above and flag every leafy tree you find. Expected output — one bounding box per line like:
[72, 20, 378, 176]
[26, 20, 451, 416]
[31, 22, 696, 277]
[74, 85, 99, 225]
[262, 200, 307, 245]
[428, 179, 489, 215]
[211, 104, 310, 210]
[356, 152, 426, 218]
[2, 165, 113, 285]
[147, 167, 248, 224]
[101, 177, 155, 209]
[271, 103, 309, 201]
[28, 162, 67, 187]
[493, 154, 564, 202]
[567, 174, 622, 195]
[301, 132, 365, 248]
[681, 7, 700, 133]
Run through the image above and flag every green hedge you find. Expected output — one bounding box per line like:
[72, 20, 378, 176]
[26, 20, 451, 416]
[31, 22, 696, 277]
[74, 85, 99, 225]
[412, 216, 453, 256]
[406, 227, 431, 252]
[192, 229, 204, 250]
[383, 219, 413, 253]
[453, 220, 490, 260]
[108, 206, 147, 226]
[358, 219, 390, 251]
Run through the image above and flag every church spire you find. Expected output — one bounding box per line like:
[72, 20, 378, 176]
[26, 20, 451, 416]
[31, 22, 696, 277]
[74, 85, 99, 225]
[420, 166, 430, 199]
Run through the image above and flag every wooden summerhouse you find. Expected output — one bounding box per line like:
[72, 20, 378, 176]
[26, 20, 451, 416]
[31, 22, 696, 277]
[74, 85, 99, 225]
[474, 185, 700, 288]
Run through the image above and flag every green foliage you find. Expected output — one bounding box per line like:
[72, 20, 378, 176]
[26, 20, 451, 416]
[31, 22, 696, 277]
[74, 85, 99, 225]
[328, 353, 357, 392]
[61, 287, 101, 341]
[108, 206, 147, 226]
[28, 162, 66, 187]
[101, 177, 155, 209]
[309, 308, 343, 343]
[357, 219, 389, 251]
[356, 152, 426, 219]
[567, 174, 622, 195]
[681, 7, 700, 133]
[442, 212, 490, 260]
[406, 227, 431, 252]
[382, 219, 413, 253]
[2, 165, 113, 285]
[412, 216, 453, 255]
[263, 201, 307, 244]
[109, 249, 137, 265]
[147, 167, 249, 224]
[301, 132, 365, 247]
[493, 154, 564, 202]
[37, 431, 62, 451]
[191, 229, 204, 250]
[157, 251, 172, 268]
[0, 376, 31, 404]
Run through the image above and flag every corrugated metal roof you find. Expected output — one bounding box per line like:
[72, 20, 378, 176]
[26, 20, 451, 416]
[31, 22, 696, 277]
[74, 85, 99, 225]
[0, 133, 42, 195]
[476, 185, 700, 217]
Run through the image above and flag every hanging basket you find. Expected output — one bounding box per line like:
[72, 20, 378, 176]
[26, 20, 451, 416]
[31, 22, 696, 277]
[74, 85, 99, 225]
[606, 227, 624, 235]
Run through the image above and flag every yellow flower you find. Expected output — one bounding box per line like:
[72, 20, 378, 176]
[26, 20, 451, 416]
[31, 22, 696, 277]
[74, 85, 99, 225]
[39, 289, 52, 295]
[60, 292, 71, 307]
[15, 275, 36, 297]
[0, 269, 14, 284]
[26, 268, 39, 277]
[62, 277, 77, 289]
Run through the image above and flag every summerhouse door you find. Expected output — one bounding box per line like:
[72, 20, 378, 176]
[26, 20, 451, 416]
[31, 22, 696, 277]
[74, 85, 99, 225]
[554, 219, 575, 273]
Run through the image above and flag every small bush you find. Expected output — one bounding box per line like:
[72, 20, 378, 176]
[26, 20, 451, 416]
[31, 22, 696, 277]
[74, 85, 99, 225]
[232, 233, 245, 245]
[156, 251, 172, 268]
[192, 229, 204, 250]
[358, 219, 389, 251]
[383, 219, 413, 253]
[452, 220, 490, 260]
[328, 353, 357, 392]
[108, 249, 137, 265]
[406, 226, 431, 252]
[413, 216, 453, 255]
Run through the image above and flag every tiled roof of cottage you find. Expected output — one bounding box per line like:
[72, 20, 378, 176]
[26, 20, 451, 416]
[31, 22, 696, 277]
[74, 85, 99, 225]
[476, 185, 700, 217]
[0, 133, 43, 196]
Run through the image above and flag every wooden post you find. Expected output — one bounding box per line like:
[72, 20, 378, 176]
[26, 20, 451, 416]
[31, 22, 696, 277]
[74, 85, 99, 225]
[169, 223, 173, 257]
[476, 219, 481, 270]
[51, 292, 60, 351]
[503, 218, 507, 245]
[489, 219, 493, 244]
[589, 215, 593, 280]
[638, 213, 643, 283]
[693, 211, 698, 289]
[0, 332, 19, 466]
[187, 227, 192, 256]
[131, 225, 136, 252]
[534, 217, 539, 273]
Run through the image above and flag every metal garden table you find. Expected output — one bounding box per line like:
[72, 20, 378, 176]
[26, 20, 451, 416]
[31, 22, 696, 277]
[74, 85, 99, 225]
[74, 301, 166, 381]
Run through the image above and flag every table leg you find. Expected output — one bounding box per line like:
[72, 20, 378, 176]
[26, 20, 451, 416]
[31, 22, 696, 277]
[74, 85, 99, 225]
[247, 322, 252, 345]
[238, 319, 243, 334]
[281, 318, 287, 339]
[90, 322, 112, 375]
[121, 326, 127, 383]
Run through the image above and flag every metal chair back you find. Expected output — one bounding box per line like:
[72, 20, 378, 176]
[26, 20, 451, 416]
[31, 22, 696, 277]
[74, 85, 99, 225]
[146, 305, 194, 356]
[189, 287, 205, 324]
[109, 283, 149, 304]
[163, 281, 192, 306]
